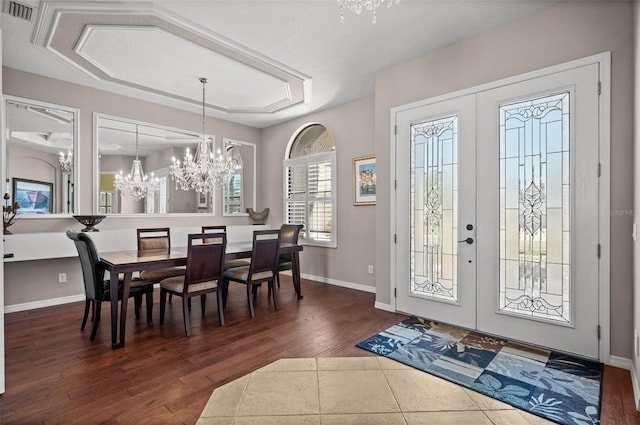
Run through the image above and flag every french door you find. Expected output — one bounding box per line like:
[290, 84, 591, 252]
[395, 62, 601, 359]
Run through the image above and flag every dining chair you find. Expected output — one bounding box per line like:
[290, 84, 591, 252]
[137, 228, 186, 302]
[276, 224, 304, 288]
[223, 229, 281, 318]
[202, 225, 250, 270]
[158, 232, 226, 336]
[66, 231, 154, 340]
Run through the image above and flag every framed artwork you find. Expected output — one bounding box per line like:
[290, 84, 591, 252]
[353, 155, 376, 205]
[197, 191, 209, 209]
[12, 178, 53, 214]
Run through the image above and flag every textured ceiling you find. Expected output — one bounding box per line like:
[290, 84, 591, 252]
[2, 0, 556, 129]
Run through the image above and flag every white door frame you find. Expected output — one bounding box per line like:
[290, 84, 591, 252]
[389, 51, 611, 362]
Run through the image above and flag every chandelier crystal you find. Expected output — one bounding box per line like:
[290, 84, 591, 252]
[114, 124, 160, 200]
[169, 77, 231, 193]
[338, 0, 399, 24]
[59, 150, 72, 172]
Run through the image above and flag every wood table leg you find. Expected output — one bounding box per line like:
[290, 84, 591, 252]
[109, 272, 120, 348]
[118, 272, 132, 348]
[292, 251, 303, 299]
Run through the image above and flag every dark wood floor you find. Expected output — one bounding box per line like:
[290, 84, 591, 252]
[1, 277, 639, 424]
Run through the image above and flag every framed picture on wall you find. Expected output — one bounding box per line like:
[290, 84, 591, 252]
[353, 155, 376, 205]
[12, 178, 53, 214]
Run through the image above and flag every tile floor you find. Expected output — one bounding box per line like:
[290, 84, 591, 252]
[197, 357, 555, 425]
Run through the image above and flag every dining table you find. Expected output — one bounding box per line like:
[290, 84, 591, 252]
[100, 241, 303, 348]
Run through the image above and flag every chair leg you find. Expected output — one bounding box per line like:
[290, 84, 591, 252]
[183, 297, 191, 336]
[271, 278, 279, 311]
[276, 272, 281, 288]
[222, 278, 229, 309]
[90, 301, 101, 341]
[134, 294, 142, 319]
[246, 282, 255, 318]
[216, 289, 225, 326]
[160, 288, 167, 325]
[200, 294, 206, 315]
[81, 299, 91, 331]
[146, 290, 154, 327]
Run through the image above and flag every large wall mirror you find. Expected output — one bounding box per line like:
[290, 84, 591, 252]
[94, 114, 256, 215]
[223, 138, 256, 216]
[5, 96, 79, 215]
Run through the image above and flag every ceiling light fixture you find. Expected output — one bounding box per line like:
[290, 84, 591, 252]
[170, 77, 231, 193]
[59, 150, 72, 172]
[338, 0, 399, 24]
[114, 124, 159, 200]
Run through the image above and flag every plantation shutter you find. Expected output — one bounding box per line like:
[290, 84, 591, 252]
[284, 151, 336, 247]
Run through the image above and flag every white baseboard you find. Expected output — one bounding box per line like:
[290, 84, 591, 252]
[608, 355, 633, 369]
[608, 355, 640, 411]
[6, 275, 377, 314]
[297, 273, 394, 313]
[299, 273, 376, 293]
[5, 294, 85, 313]
[374, 301, 395, 312]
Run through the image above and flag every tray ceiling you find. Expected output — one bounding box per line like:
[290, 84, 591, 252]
[3, 0, 556, 128]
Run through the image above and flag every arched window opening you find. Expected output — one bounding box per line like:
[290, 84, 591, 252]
[224, 146, 243, 215]
[284, 124, 336, 247]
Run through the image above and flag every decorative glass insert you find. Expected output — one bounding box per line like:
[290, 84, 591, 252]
[499, 92, 571, 324]
[410, 116, 458, 302]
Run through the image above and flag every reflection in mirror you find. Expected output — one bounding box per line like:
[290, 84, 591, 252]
[96, 115, 202, 214]
[5, 96, 78, 215]
[96, 115, 258, 215]
[223, 138, 256, 216]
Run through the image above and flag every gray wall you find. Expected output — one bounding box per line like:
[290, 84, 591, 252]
[3, 67, 263, 223]
[374, 1, 634, 358]
[261, 97, 377, 289]
[3, 68, 262, 305]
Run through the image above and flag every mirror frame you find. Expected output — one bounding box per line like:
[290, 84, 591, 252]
[93, 112, 232, 217]
[223, 138, 256, 217]
[3, 95, 80, 218]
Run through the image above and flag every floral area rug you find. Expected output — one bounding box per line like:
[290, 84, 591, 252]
[357, 316, 603, 425]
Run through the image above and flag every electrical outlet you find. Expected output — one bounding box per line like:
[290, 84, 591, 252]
[368, 265, 374, 274]
[58, 273, 67, 284]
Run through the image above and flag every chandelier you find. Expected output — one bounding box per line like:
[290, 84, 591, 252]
[114, 124, 160, 200]
[169, 77, 231, 193]
[59, 150, 72, 172]
[338, 0, 399, 24]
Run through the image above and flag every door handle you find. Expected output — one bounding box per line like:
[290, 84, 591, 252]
[458, 237, 474, 245]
